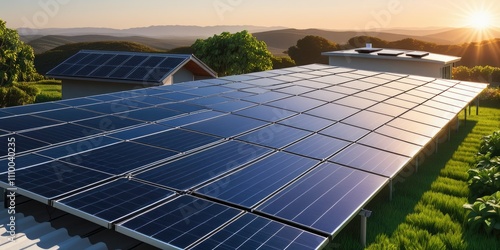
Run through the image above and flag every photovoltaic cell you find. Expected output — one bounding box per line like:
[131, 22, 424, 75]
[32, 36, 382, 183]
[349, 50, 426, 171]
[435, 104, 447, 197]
[184, 114, 267, 138]
[135, 141, 272, 191]
[192, 213, 327, 250]
[319, 123, 370, 142]
[237, 124, 312, 149]
[158, 111, 225, 128]
[133, 129, 221, 153]
[0, 154, 52, 174]
[257, 162, 388, 235]
[197, 152, 318, 208]
[116, 107, 182, 122]
[0, 161, 112, 203]
[358, 133, 422, 157]
[0, 115, 62, 132]
[284, 134, 350, 160]
[334, 96, 377, 109]
[376, 125, 430, 146]
[329, 144, 411, 177]
[267, 96, 326, 113]
[243, 91, 290, 104]
[54, 179, 175, 228]
[34, 136, 121, 159]
[301, 90, 346, 102]
[116, 196, 241, 250]
[1, 102, 67, 115]
[0, 135, 50, 157]
[20, 123, 99, 144]
[60, 142, 178, 175]
[387, 118, 442, 137]
[306, 103, 360, 121]
[74, 115, 142, 131]
[106, 124, 171, 141]
[208, 100, 256, 113]
[343, 111, 393, 130]
[278, 114, 333, 132]
[35, 108, 102, 122]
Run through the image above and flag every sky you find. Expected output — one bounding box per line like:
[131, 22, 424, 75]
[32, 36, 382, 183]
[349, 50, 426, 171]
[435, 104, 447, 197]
[1, 0, 499, 30]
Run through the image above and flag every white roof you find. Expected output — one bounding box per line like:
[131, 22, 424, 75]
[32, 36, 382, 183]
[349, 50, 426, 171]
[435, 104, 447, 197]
[322, 48, 461, 65]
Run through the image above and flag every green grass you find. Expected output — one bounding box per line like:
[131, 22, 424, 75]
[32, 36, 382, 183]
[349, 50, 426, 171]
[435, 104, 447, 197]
[31, 80, 62, 103]
[329, 106, 500, 249]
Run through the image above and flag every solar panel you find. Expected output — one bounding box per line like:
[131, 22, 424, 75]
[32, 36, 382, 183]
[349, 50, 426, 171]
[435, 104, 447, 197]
[237, 124, 312, 149]
[257, 162, 388, 235]
[355, 48, 383, 53]
[0, 115, 62, 132]
[377, 50, 405, 56]
[20, 123, 100, 144]
[196, 152, 318, 208]
[0, 161, 113, 203]
[135, 141, 272, 191]
[54, 179, 175, 228]
[116, 195, 241, 250]
[284, 134, 350, 160]
[192, 213, 328, 250]
[406, 51, 429, 58]
[133, 129, 221, 153]
[3, 64, 489, 249]
[60, 142, 178, 175]
[329, 144, 411, 177]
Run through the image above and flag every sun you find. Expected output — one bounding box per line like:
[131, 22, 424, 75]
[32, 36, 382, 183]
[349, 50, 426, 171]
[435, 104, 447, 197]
[467, 11, 493, 30]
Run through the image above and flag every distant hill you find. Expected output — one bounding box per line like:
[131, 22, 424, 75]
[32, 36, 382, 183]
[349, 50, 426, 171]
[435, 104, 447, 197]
[252, 28, 450, 55]
[423, 27, 500, 44]
[28, 35, 194, 54]
[35, 41, 162, 75]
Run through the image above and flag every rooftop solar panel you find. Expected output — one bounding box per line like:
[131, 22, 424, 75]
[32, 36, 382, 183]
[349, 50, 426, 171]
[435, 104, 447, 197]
[106, 124, 171, 141]
[301, 90, 347, 102]
[343, 110, 393, 130]
[358, 133, 422, 157]
[0, 115, 62, 133]
[54, 179, 175, 228]
[208, 100, 256, 112]
[60, 142, 178, 175]
[242, 91, 290, 104]
[133, 129, 221, 153]
[135, 141, 272, 191]
[0, 161, 113, 203]
[1, 102, 67, 115]
[237, 124, 312, 149]
[278, 114, 333, 132]
[267, 96, 326, 113]
[34, 136, 121, 159]
[192, 213, 328, 250]
[20, 123, 100, 144]
[284, 134, 350, 160]
[234, 105, 297, 122]
[35, 108, 103, 122]
[196, 152, 318, 208]
[319, 123, 370, 141]
[74, 115, 143, 131]
[183, 114, 267, 138]
[257, 162, 388, 235]
[306, 103, 360, 121]
[116, 107, 182, 122]
[0, 154, 52, 174]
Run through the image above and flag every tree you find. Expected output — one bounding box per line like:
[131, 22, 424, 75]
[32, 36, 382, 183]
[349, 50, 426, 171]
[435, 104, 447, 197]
[286, 36, 340, 65]
[0, 19, 40, 107]
[192, 30, 273, 76]
[272, 56, 296, 69]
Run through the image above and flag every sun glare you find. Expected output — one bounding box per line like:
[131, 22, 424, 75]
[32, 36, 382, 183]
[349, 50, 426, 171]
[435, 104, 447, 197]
[468, 11, 493, 30]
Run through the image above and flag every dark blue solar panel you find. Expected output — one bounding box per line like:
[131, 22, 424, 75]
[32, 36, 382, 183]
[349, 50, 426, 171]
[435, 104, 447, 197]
[75, 115, 142, 131]
[144, 67, 173, 82]
[319, 123, 370, 141]
[154, 92, 198, 101]
[47, 63, 71, 75]
[278, 114, 333, 132]
[0, 115, 62, 132]
[183, 114, 267, 138]
[187, 96, 232, 106]
[127, 67, 151, 80]
[242, 91, 290, 104]
[60, 142, 177, 175]
[157, 57, 186, 68]
[329, 144, 411, 177]
[128, 96, 172, 105]
[117, 107, 182, 122]
[376, 125, 430, 146]
[302, 90, 347, 102]
[106, 54, 131, 66]
[57, 97, 97, 107]
[109, 66, 135, 78]
[221, 91, 255, 99]
[79, 102, 136, 114]
[257, 162, 388, 235]
[158, 111, 224, 127]
[0, 135, 50, 157]
[306, 103, 360, 121]
[284, 134, 350, 160]
[62, 64, 82, 75]
[117, 195, 240, 250]
[20, 123, 100, 144]
[135, 141, 271, 191]
[267, 96, 326, 113]
[342, 111, 393, 130]
[192, 213, 327, 250]
[276, 85, 315, 95]
[335, 96, 377, 110]
[35, 108, 102, 122]
[35, 136, 121, 159]
[158, 103, 205, 113]
[106, 124, 170, 141]
[75, 65, 98, 76]
[0, 111, 12, 118]
[235, 106, 296, 122]
[358, 133, 422, 157]
[140, 56, 165, 67]
[78, 53, 101, 64]
[182, 86, 234, 97]
[122, 56, 148, 66]
[54, 179, 175, 227]
[1, 102, 67, 115]
[89, 54, 115, 65]
[0, 161, 112, 202]
[133, 129, 221, 153]
[88, 94, 122, 102]
[208, 100, 256, 113]
[0, 154, 52, 174]
[197, 152, 318, 208]
[237, 124, 311, 149]
[63, 52, 89, 64]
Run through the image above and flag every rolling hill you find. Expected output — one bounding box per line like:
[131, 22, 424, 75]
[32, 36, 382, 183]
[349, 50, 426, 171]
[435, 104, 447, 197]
[423, 27, 500, 44]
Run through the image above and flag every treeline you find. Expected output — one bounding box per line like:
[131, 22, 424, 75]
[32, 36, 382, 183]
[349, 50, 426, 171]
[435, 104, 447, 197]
[452, 66, 500, 86]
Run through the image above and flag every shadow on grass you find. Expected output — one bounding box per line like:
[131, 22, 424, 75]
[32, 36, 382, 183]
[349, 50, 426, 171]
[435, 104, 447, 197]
[329, 120, 478, 249]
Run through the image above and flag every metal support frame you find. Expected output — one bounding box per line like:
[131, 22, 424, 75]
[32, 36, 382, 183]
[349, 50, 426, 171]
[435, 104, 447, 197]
[415, 156, 419, 173]
[435, 139, 438, 153]
[464, 108, 467, 127]
[476, 98, 480, 115]
[389, 179, 393, 201]
[359, 209, 372, 248]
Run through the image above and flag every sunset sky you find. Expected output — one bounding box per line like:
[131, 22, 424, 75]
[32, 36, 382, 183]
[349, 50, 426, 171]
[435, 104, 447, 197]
[1, 0, 499, 30]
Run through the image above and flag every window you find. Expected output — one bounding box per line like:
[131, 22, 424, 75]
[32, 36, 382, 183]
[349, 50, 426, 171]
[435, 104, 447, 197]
[442, 65, 452, 79]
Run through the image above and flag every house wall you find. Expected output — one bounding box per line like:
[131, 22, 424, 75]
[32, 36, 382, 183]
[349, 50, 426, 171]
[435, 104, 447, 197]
[328, 56, 448, 79]
[172, 68, 195, 83]
[62, 80, 147, 99]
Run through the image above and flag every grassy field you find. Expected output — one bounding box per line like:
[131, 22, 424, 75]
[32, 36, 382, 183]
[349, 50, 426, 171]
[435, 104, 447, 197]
[32, 80, 62, 103]
[329, 104, 500, 249]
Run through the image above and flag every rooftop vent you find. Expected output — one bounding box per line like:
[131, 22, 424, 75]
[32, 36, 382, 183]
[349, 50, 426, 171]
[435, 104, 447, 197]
[406, 51, 430, 58]
[377, 50, 404, 56]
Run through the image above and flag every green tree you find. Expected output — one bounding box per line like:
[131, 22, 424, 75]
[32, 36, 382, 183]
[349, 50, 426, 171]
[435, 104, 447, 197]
[192, 30, 273, 76]
[286, 35, 340, 65]
[272, 56, 296, 69]
[0, 19, 40, 107]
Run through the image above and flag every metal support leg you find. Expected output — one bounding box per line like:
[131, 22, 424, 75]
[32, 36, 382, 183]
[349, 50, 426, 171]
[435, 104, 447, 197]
[435, 139, 438, 153]
[416, 156, 419, 173]
[389, 179, 393, 201]
[448, 126, 451, 142]
[457, 115, 460, 132]
[464, 108, 467, 127]
[476, 98, 480, 115]
[359, 209, 372, 248]
[468, 104, 471, 116]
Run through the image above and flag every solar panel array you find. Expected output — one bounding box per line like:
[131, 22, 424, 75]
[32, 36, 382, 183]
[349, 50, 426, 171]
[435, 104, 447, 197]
[46, 50, 191, 83]
[0, 64, 487, 249]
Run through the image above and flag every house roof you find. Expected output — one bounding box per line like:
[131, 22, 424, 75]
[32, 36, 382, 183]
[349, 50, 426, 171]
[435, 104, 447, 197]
[46, 50, 217, 85]
[0, 64, 487, 249]
[322, 48, 461, 65]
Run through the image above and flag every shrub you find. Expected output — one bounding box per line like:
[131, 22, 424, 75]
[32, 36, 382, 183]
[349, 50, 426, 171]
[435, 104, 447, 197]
[467, 159, 500, 199]
[478, 131, 500, 157]
[464, 191, 500, 235]
[0, 83, 40, 107]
